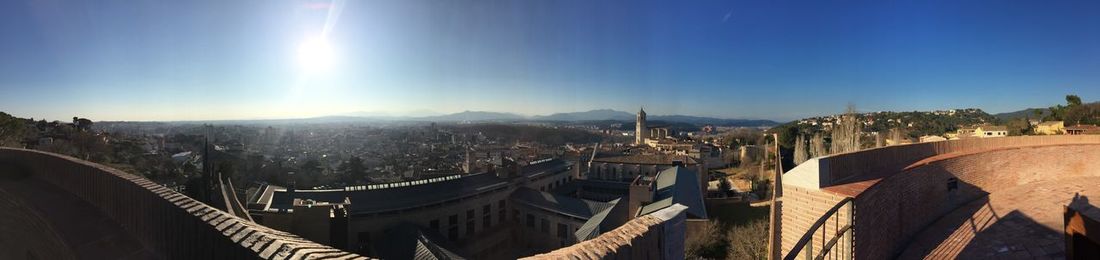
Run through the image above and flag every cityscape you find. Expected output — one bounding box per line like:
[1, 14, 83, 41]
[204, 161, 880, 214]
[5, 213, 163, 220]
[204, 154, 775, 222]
[2, 1, 1100, 260]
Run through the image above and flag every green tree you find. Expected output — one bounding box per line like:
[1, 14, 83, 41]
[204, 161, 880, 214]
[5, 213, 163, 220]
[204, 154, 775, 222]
[1067, 95, 1083, 106]
[0, 112, 30, 147]
[338, 156, 368, 184]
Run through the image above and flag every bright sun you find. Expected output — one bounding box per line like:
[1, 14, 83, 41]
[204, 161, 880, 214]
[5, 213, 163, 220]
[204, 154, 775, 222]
[297, 37, 334, 73]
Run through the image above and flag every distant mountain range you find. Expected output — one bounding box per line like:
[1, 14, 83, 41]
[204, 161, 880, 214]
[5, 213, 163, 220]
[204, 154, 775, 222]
[993, 108, 1051, 120]
[326, 109, 781, 127]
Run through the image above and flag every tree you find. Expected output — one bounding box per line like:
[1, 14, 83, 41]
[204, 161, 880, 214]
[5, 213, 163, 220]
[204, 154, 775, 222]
[888, 127, 907, 145]
[793, 134, 808, 165]
[686, 220, 725, 259]
[1067, 95, 1083, 106]
[809, 133, 828, 159]
[830, 105, 862, 154]
[727, 220, 769, 260]
[0, 112, 30, 147]
[338, 156, 368, 184]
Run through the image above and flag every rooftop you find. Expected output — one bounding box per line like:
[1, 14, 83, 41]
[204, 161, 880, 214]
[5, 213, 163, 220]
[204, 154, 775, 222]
[267, 159, 571, 215]
[509, 187, 613, 220]
[638, 166, 708, 219]
[590, 154, 697, 165]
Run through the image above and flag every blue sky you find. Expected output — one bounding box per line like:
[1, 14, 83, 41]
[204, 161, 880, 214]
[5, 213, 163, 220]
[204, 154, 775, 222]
[1, 0, 1098, 121]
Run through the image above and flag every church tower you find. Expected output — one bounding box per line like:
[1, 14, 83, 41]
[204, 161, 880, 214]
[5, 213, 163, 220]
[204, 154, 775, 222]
[636, 107, 647, 145]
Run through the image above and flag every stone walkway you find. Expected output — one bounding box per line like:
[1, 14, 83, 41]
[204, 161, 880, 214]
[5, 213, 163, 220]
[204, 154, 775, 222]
[0, 173, 156, 259]
[898, 176, 1100, 259]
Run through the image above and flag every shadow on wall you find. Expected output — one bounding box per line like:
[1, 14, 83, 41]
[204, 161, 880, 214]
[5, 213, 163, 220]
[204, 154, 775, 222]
[827, 143, 942, 187]
[0, 158, 31, 181]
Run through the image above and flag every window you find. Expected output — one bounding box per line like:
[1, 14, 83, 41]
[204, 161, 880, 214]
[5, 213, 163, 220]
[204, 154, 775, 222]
[430, 219, 439, 231]
[467, 209, 475, 219]
[483, 205, 492, 228]
[358, 231, 371, 245]
[499, 200, 506, 223]
[557, 223, 568, 238]
[541, 218, 550, 234]
[526, 214, 535, 228]
[449, 214, 458, 225]
[467, 221, 476, 235]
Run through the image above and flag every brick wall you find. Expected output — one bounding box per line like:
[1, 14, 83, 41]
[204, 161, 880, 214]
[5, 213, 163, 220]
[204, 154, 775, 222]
[851, 144, 1100, 259]
[0, 148, 365, 259]
[779, 136, 1100, 259]
[779, 185, 848, 256]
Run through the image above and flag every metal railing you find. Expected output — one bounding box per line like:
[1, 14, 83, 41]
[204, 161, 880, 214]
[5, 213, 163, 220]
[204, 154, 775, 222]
[784, 197, 854, 260]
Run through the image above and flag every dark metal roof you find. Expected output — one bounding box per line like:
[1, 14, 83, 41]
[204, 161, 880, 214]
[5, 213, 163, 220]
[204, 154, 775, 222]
[269, 159, 572, 215]
[638, 166, 708, 219]
[375, 223, 465, 260]
[509, 187, 613, 219]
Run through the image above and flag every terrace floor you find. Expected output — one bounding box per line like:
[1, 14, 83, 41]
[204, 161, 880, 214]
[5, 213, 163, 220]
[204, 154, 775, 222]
[897, 176, 1100, 260]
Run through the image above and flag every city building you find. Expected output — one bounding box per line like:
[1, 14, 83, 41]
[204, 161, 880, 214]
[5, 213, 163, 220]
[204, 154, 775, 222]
[635, 108, 647, 145]
[245, 157, 707, 259]
[1035, 121, 1065, 135]
[919, 135, 947, 143]
[587, 153, 704, 185]
[1067, 125, 1100, 135]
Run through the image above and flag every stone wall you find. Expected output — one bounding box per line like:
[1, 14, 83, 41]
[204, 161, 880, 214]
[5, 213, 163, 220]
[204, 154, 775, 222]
[0, 148, 364, 259]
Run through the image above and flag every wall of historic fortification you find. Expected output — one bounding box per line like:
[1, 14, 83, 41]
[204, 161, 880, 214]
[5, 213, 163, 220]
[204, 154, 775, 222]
[778, 185, 848, 256]
[820, 135, 1100, 187]
[852, 144, 1100, 259]
[780, 136, 1100, 259]
[0, 148, 364, 259]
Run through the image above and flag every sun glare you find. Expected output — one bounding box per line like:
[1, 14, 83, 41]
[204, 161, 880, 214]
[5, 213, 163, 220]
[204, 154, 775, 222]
[297, 37, 335, 73]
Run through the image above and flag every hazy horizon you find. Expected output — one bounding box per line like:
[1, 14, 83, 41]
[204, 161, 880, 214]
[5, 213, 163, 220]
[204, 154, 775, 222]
[3, 0, 1099, 121]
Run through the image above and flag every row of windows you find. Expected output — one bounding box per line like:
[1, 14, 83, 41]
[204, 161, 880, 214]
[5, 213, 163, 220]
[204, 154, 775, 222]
[428, 200, 508, 241]
[521, 212, 575, 244]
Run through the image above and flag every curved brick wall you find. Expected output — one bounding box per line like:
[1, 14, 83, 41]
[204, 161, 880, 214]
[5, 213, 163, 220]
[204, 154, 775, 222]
[852, 143, 1100, 259]
[780, 136, 1100, 259]
[0, 148, 366, 259]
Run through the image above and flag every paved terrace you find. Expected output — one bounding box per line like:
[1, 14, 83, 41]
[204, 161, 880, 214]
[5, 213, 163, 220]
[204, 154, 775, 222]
[781, 135, 1100, 259]
[897, 176, 1100, 259]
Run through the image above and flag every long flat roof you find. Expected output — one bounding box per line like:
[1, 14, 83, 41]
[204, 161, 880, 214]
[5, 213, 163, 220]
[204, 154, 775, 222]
[267, 159, 571, 214]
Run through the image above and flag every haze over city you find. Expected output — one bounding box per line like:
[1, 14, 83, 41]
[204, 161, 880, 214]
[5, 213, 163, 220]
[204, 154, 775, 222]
[3, 0, 1100, 121]
[7, 0, 1100, 260]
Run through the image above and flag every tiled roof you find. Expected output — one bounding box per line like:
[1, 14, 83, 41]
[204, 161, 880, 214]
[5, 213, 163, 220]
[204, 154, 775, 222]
[590, 154, 697, 165]
[979, 125, 1008, 132]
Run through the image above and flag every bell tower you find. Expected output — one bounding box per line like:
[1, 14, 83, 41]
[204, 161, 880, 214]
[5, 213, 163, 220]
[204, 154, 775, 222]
[636, 107, 647, 145]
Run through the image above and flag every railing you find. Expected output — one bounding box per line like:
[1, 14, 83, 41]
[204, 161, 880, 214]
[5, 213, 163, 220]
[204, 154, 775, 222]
[784, 197, 854, 260]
